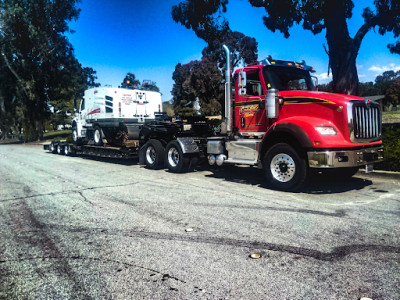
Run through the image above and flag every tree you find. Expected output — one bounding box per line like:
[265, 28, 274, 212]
[202, 31, 258, 69]
[172, 0, 400, 95]
[121, 72, 141, 89]
[142, 80, 160, 92]
[0, 0, 83, 140]
[171, 62, 199, 117]
[385, 78, 400, 108]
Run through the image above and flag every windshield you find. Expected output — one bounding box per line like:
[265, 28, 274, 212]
[262, 66, 315, 91]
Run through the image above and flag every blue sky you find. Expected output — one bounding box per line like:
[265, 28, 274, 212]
[67, 0, 400, 102]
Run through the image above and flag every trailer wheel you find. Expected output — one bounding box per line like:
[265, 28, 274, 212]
[263, 143, 307, 191]
[165, 140, 190, 173]
[57, 144, 62, 155]
[143, 139, 165, 169]
[64, 145, 70, 156]
[93, 126, 103, 146]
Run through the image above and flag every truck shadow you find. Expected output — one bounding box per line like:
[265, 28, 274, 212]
[65, 153, 140, 166]
[198, 164, 373, 194]
[60, 153, 373, 194]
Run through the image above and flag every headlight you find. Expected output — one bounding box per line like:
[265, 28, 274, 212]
[315, 126, 337, 135]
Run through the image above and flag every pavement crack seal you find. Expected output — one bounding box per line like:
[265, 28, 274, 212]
[77, 191, 93, 206]
[2, 199, 95, 299]
[36, 225, 400, 262]
[0, 182, 139, 204]
[0, 255, 208, 295]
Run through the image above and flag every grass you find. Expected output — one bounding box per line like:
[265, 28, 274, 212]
[382, 110, 400, 123]
[43, 129, 71, 140]
[0, 129, 71, 144]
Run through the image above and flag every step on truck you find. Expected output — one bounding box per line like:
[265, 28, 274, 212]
[46, 45, 384, 191]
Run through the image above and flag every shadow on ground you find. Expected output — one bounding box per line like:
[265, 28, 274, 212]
[197, 164, 373, 194]
[46, 151, 373, 194]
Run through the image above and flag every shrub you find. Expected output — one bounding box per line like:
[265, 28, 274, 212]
[376, 124, 400, 171]
[20, 127, 38, 142]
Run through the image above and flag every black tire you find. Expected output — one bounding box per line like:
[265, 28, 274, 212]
[263, 143, 307, 191]
[57, 144, 62, 155]
[50, 143, 57, 154]
[93, 126, 103, 146]
[143, 139, 165, 169]
[165, 140, 190, 173]
[64, 144, 70, 156]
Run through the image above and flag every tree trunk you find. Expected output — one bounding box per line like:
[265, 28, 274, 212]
[35, 119, 44, 141]
[328, 40, 359, 95]
[325, 0, 360, 96]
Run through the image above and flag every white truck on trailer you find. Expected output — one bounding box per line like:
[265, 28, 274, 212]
[72, 87, 162, 146]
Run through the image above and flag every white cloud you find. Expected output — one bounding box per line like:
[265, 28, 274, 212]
[358, 74, 367, 78]
[368, 63, 400, 74]
[317, 72, 332, 83]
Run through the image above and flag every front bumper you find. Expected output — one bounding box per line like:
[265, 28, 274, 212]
[307, 146, 384, 168]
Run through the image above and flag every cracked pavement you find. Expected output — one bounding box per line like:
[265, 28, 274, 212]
[0, 144, 399, 299]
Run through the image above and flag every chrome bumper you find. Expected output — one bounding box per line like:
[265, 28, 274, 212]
[307, 146, 384, 168]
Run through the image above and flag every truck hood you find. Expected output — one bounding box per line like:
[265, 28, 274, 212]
[279, 91, 364, 106]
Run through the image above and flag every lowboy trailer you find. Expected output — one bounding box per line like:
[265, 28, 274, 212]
[45, 45, 384, 191]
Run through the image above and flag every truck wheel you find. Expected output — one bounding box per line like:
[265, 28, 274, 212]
[57, 144, 62, 155]
[93, 126, 103, 146]
[144, 139, 165, 169]
[263, 143, 307, 191]
[165, 140, 190, 173]
[72, 127, 82, 145]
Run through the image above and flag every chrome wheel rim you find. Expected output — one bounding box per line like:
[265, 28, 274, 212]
[57, 145, 61, 154]
[270, 153, 296, 182]
[64, 146, 69, 155]
[168, 147, 179, 167]
[145, 145, 156, 164]
[94, 129, 101, 144]
[72, 129, 78, 142]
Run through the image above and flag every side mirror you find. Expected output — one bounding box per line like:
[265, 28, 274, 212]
[238, 71, 247, 95]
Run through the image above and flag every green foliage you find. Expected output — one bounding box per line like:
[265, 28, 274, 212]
[20, 126, 39, 143]
[172, 0, 400, 95]
[0, 0, 98, 140]
[376, 124, 400, 171]
[172, 0, 229, 42]
[385, 78, 400, 107]
[171, 58, 224, 117]
[120, 73, 160, 92]
[162, 101, 175, 116]
[121, 73, 141, 89]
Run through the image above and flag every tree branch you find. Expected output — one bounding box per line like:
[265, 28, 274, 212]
[1, 48, 29, 98]
[354, 16, 377, 52]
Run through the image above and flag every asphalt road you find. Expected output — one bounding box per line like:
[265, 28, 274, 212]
[0, 144, 399, 300]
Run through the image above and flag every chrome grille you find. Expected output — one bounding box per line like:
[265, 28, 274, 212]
[348, 100, 381, 142]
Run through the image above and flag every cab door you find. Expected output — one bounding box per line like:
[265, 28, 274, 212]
[234, 69, 268, 136]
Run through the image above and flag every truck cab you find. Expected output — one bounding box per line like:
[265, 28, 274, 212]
[206, 49, 383, 190]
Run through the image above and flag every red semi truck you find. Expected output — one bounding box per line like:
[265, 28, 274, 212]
[47, 45, 383, 191]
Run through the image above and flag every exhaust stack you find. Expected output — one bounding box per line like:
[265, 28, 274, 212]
[222, 44, 232, 133]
